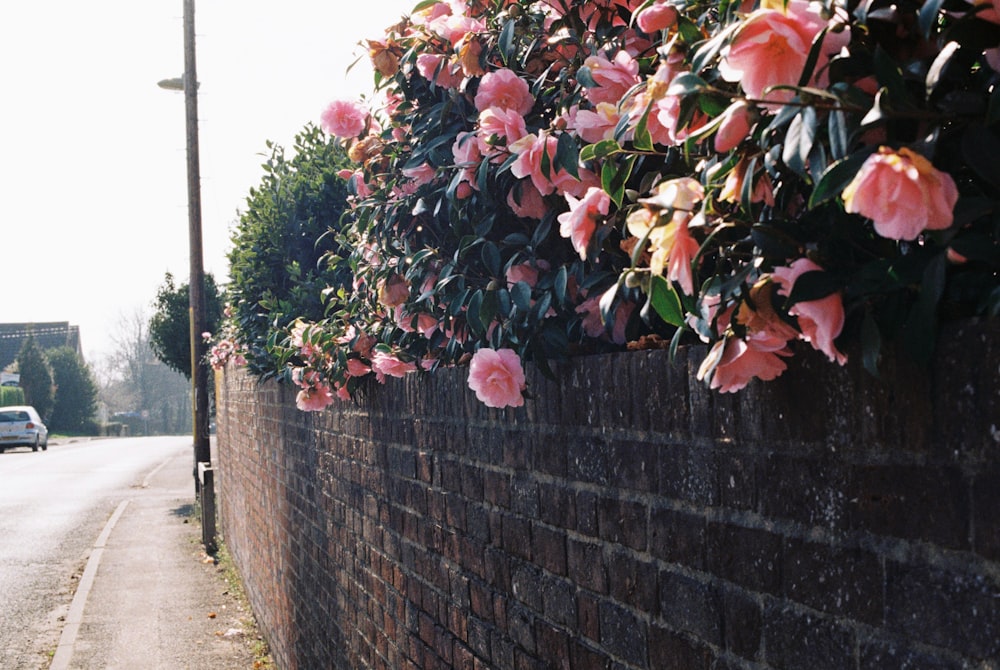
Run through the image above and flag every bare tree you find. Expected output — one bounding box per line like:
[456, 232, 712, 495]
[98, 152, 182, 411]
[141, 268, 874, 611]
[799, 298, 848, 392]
[97, 308, 192, 435]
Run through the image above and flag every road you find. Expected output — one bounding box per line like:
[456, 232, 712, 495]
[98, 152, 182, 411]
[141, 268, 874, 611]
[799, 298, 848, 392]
[0, 436, 194, 669]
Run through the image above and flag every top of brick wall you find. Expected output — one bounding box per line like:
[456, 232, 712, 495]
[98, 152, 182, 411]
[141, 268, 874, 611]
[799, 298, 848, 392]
[369, 317, 999, 467]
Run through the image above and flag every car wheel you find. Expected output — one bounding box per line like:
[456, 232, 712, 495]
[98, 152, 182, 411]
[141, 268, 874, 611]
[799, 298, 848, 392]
[42, 440, 47, 451]
[32, 439, 38, 452]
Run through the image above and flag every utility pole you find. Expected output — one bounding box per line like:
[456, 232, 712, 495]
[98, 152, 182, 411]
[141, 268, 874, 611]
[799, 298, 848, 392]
[158, 0, 213, 550]
[182, 0, 210, 487]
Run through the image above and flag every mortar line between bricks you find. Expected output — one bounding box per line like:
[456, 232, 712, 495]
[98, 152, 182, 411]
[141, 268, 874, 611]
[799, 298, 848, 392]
[49, 499, 131, 670]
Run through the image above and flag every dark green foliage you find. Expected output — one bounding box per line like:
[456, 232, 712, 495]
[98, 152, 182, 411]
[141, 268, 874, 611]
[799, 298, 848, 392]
[149, 272, 223, 379]
[15, 338, 53, 420]
[226, 123, 354, 377]
[47, 347, 99, 434]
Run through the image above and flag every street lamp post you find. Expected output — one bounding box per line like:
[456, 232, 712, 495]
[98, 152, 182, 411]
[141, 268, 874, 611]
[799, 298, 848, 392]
[158, 0, 210, 496]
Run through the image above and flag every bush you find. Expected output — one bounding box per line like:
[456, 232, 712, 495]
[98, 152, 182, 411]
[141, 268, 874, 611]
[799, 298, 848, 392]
[224, 124, 355, 377]
[0, 386, 25, 406]
[219, 0, 1000, 409]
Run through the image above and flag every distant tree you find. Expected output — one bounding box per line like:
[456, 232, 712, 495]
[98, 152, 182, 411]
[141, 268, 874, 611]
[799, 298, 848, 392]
[15, 337, 54, 420]
[102, 308, 191, 435]
[47, 347, 99, 434]
[148, 272, 223, 379]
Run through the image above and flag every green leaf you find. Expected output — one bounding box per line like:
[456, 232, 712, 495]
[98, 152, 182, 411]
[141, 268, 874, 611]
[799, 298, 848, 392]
[649, 275, 685, 326]
[676, 15, 703, 44]
[632, 103, 654, 152]
[797, 25, 830, 87]
[511, 281, 532, 313]
[926, 41, 960, 100]
[808, 148, 875, 209]
[498, 19, 516, 66]
[554, 266, 568, 305]
[666, 72, 708, 97]
[482, 242, 501, 276]
[598, 281, 621, 327]
[576, 66, 598, 89]
[601, 154, 637, 209]
[690, 21, 740, 74]
[466, 290, 485, 336]
[580, 139, 622, 163]
[873, 46, 911, 107]
[783, 270, 838, 307]
[556, 132, 581, 179]
[918, 0, 947, 40]
[828, 110, 849, 161]
[782, 107, 817, 180]
[479, 290, 499, 330]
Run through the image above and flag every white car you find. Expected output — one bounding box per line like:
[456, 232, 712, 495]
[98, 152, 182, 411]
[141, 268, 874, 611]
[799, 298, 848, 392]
[0, 405, 48, 453]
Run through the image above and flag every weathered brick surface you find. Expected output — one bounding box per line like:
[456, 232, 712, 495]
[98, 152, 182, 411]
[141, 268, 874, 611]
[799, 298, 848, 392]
[215, 318, 1000, 669]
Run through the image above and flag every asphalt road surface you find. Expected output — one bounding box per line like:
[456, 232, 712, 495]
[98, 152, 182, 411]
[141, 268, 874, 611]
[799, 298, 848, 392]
[0, 436, 193, 669]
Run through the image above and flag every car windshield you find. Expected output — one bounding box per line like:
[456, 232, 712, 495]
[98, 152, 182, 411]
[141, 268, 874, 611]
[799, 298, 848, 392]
[0, 411, 30, 422]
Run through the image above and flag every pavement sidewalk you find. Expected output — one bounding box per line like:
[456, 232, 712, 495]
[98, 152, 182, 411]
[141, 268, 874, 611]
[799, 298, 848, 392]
[48, 446, 261, 670]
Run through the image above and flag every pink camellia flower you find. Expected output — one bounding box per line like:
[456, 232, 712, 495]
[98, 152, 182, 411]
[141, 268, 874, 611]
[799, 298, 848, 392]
[506, 181, 549, 220]
[582, 51, 641, 106]
[664, 213, 702, 296]
[292, 369, 336, 411]
[295, 383, 335, 411]
[320, 100, 367, 139]
[655, 80, 711, 144]
[402, 162, 437, 186]
[701, 333, 793, 393]
[428, 12, 487, 45]
[477, 106, 528, 156]
[371, 351, 418, 383]
[416, 53, 463, 88]
[718, 0, 848, 103]
[771, 258, 848, 365]
[714, 100, 753, 153]
[636, 1, 679, 33]
[474, 68, 534, 115]
[551, 166, 601, 200]
[842, 146, 959, 241]
[416, 313, 439, 338]
[558, 187, 611, 260]
[970, 0, 1000, 23]
[346, 358, 371, 377]
[637, 176, 704, 211]
[510, 132, 560, 195]
[577, 295, 634, 344]
[467, 348, 526, 408]
[569, 102, 624, 144]
[453, 131, 483, 190]
[506, 261, 547, 288]
[290, 320, 323, 361]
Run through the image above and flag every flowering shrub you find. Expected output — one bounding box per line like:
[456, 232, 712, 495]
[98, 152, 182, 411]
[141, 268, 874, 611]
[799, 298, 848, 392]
[225, 0, 999, 409]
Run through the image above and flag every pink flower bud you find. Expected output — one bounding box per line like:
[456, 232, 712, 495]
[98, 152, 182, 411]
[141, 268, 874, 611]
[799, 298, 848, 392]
[714, 101, 752, 153]
[636, 2, 679, 33]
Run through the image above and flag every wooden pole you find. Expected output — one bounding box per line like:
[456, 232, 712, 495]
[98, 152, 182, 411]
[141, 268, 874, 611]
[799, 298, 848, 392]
[182, 0, 211, 485]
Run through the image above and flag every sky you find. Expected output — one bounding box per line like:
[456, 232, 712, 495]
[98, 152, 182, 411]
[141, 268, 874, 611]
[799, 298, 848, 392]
[0, 0, 415, 361]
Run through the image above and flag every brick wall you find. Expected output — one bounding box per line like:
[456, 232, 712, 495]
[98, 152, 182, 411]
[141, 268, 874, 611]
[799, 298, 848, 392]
[215, 318, 1000, 670]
